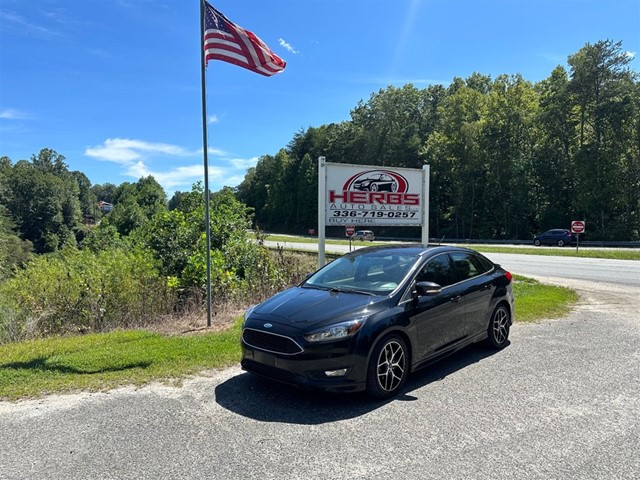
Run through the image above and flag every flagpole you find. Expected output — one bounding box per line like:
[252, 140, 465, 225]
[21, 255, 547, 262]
[199, 0, 213, 327]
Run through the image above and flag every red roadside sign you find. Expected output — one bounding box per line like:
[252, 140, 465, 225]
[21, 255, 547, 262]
[345, 226, 355, 237]
[571, 220, 586, 234]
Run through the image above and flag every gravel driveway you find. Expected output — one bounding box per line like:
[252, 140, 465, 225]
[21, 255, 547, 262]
[0, 277, 638, 480]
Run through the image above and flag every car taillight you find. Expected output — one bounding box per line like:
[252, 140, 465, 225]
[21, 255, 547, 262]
[505, 271, 513, 282]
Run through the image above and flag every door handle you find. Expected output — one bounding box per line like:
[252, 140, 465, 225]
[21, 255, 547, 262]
[483, 283, 493, 290]
[450, 295, 462, 303]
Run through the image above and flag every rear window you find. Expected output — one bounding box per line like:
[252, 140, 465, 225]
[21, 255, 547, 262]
[449, 252, 491, 281]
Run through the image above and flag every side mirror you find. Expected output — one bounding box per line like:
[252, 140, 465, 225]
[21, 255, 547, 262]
[415, 281, 442, 296]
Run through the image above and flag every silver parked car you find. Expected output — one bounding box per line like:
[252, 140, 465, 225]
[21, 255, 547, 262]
[351, 230, 375, 241]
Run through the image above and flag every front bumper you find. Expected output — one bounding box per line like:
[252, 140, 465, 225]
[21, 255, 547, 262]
[240, 327, 368, 393]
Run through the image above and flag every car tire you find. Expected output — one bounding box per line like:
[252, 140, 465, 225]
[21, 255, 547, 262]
[366, 334, 409, 399]
[534, 239, 541, 246]
[370, 183, 378, 192]
[557, 240, 565, 247]
[486, 304, 511, 349]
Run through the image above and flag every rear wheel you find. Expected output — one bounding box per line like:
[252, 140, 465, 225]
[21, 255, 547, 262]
[486, 304, 511, 349]
[366, 334, 409, 398]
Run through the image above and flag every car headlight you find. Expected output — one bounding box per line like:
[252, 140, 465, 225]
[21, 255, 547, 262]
[303, 318, 366, 343]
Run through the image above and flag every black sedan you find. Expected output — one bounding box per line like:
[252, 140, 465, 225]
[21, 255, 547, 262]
[241, 245, 514, 398]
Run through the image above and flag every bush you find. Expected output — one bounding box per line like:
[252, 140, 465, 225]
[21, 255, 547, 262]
[0, 247, 172, 343]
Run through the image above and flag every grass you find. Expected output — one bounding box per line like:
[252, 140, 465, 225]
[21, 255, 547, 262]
[512, 275, 578, 322]
[0, 276, 575, 401]
[472, 245, 640, 260]
[0, 322, 241, 401]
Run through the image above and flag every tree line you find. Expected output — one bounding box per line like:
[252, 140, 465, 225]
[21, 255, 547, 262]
[237, 40, 640, 241]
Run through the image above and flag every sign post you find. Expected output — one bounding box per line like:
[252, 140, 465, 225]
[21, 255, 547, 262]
[345, 225, 355, 252]
[318, 157, 326, 268]
[571, 220, 586, 252]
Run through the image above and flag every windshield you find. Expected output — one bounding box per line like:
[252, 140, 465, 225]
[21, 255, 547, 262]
[304, 252, 419, 295]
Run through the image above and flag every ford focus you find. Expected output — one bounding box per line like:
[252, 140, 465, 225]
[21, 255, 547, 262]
[241, 245, 514, 398]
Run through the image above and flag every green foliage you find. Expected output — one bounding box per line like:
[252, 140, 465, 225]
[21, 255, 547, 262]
[80, 224, 128, 252]
[0, 247, 171, 343]
[102, 176, 167, 236]
[135, 208, 201, 278]
[237, 40, 639, 241]
[0, 206, 32, 280]
[1, 149, 82, 253]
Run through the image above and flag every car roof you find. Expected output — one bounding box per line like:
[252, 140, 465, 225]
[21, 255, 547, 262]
[344, 244, 478, 258]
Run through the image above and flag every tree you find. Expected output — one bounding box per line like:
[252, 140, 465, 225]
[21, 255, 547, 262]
[0, 206, 32, 280]
[568, 40, 635, 238]
[532, 66, 577, 229]
[91, 183, 117, 204]
[103, 176, 167, 236]
[2, 150, 81, 253]
[481, 74, 538, 238]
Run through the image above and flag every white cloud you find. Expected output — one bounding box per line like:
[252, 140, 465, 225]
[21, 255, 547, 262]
[207, 114, 219, 124]
[228, 156, 259, 170]
[85, 138, 196, 164]
[84, 137, 255, 194]
[0, 10, 63, 37]
[278, 38, 298, 54]
[0, 108, 29, 120]
[125, 162, 206, 188]
[625, 51, 636, 60]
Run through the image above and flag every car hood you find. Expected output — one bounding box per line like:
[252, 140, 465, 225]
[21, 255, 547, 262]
[251, 286, 388, 326]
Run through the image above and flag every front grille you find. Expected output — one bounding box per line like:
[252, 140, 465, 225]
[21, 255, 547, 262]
[242, 328, 303, 355]
[241, 359, 298, 384]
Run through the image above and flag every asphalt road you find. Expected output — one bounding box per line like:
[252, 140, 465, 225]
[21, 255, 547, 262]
[1, 253, 639, 480]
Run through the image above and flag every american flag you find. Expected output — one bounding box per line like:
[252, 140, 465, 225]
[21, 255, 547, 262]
[203, 2, 286, 77]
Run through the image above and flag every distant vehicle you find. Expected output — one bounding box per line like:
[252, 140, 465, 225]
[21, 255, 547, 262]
[241, 245, 514, 398]
[533, 229, 575, 247]
[351, 230, 375, 241]
[353, 173, 397, 192]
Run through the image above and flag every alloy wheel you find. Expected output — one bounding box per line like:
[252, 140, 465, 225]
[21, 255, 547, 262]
[492, 307, 510, 345]
[376, 340, 406, 393]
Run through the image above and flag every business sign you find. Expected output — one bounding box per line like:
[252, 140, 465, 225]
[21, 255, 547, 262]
[324, 163, 425, 226]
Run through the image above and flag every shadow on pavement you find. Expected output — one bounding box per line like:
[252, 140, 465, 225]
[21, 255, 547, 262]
[214, 342, 506, 425]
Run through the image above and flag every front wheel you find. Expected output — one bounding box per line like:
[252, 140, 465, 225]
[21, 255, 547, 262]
[486, 304, 511, 349]
[534, 239, 541, 246]
[366, 334, 409, 399]
[557, 240, 565, 247]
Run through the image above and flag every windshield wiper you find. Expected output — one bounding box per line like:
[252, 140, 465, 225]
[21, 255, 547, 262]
[330, 287, 376, 296]
[300, 284, 330, 291]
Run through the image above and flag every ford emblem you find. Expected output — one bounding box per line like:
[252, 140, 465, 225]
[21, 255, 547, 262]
[263, 323, 273, 329]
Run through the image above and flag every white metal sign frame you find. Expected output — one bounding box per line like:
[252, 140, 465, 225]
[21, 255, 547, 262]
[317, 158, 430, 267]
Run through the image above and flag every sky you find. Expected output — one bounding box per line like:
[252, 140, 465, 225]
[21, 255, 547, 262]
[1, 0, 639, 198]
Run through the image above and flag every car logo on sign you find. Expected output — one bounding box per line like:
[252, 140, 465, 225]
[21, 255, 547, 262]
[263, 323, 273, 329]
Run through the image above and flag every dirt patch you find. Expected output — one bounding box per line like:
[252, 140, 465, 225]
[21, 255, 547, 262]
[145, 305, 245, 336]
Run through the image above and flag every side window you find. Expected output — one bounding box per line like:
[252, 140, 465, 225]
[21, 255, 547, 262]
[416, 254, 455, 287]
[449, 252, 488, 281]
